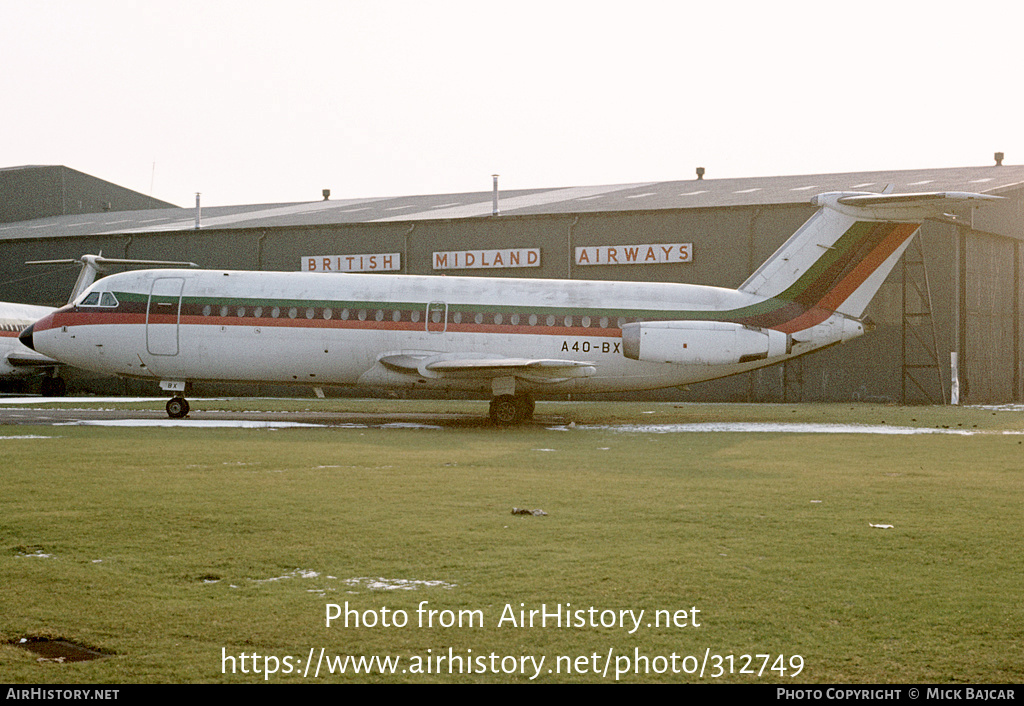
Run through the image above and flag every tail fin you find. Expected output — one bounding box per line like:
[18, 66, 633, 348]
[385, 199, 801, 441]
[739, 191, 999, 331]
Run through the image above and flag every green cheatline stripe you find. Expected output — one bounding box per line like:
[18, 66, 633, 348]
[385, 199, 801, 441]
[725, 220, 901, 329]
[118, 290, 787, 324]
[111, 222, 889, 329]
[776, 220, 878, 304]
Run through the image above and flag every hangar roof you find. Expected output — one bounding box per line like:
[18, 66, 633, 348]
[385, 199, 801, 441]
[2, 164, 1023, 241]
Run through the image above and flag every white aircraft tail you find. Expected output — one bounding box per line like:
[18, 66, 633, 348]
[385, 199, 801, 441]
[738, 191, 999, 331]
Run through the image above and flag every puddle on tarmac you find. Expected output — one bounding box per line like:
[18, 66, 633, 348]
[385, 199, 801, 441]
[57, 419, 325, 428]
[575, 422, 1023, 435]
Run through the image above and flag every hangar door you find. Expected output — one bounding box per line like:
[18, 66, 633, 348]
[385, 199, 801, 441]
[146, 277, 184, 356]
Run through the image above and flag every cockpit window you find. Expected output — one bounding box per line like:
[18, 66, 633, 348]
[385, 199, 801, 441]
[79, 291, 119, 307]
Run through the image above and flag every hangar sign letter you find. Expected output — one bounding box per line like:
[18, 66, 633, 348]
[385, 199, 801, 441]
[575, 243, 692, 266]
[433, 248, 541, 270]
[302, 253, 402, 273]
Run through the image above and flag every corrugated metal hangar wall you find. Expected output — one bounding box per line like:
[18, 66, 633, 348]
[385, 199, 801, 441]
[3, 165, 1023, 404]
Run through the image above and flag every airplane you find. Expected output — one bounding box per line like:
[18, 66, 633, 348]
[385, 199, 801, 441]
[20, 190, 999, 424]
[0, 301, 65, 395]
[1, 255, 197, 397]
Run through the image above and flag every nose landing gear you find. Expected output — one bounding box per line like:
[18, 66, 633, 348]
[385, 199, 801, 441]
[165, 395, 190, 419]
[159, 381, 191, 419]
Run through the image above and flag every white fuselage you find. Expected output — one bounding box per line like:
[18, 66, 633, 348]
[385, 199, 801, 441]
[24, 268, 858, 396]
[1, 302, 57, 378]
[22, 191, 998, 414]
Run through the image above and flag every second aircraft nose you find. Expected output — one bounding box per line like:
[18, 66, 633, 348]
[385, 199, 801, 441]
[19, 323, 36, 351]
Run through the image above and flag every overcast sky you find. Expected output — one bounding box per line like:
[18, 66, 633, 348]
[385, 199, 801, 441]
[3, 0, 1021, 207]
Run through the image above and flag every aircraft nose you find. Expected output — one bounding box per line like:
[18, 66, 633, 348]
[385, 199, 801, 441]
[19, 323, 36, 351]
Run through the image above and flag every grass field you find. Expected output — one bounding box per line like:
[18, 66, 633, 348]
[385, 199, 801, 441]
[1, 400, 1022, 683]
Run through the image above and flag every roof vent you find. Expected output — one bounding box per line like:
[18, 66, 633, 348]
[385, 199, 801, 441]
[994, 152, 1004, 167]
[696, 167, 705, 181]
[322, 189, 331, 201]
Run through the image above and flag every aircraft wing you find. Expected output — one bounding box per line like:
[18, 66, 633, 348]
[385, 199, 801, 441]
[5, 350, 60, 368]
[379, 353, 596, 383]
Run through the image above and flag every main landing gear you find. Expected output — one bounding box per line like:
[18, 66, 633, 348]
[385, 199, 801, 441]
[40, 375, 67, 397]
[166, 395, 190, 419]
[488, 394, 535, 426]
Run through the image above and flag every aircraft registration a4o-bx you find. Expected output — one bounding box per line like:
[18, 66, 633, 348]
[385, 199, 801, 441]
[21, 190, 997, 424]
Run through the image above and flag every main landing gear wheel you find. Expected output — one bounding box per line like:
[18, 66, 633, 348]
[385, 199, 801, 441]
[488, 394, 534, 426]
[40, 376, 67, 397]
[166, 396, 190, 419]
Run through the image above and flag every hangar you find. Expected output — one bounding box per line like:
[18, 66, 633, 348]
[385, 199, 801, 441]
[2, 160, 1023, 404]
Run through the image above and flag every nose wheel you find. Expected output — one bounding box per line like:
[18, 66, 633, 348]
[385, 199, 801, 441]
[166, 396, 190, 419]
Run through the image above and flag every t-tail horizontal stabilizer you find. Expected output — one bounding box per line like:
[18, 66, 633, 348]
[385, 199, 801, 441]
[27, 254, 200, 304]
[818, 190, 1002, 220]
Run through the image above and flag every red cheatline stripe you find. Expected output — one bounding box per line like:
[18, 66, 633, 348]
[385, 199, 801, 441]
[774, 222, 919, 333]
[44, 310, 622, 337]
[817, 222, 919, 312]
[39, 222, 921, 340]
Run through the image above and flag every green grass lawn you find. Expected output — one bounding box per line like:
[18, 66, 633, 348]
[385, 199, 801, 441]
[1, 402, 1021, 682]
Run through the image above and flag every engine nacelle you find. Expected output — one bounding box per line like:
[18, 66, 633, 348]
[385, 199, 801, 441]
[621, 320, 790, 366]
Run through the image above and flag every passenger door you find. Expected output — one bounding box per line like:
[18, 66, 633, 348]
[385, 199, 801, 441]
[146, 277, 184, 356]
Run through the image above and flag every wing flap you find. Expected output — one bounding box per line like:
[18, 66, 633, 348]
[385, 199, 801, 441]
[425, 358, 591, 372]
[379, 352, 595, 383]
